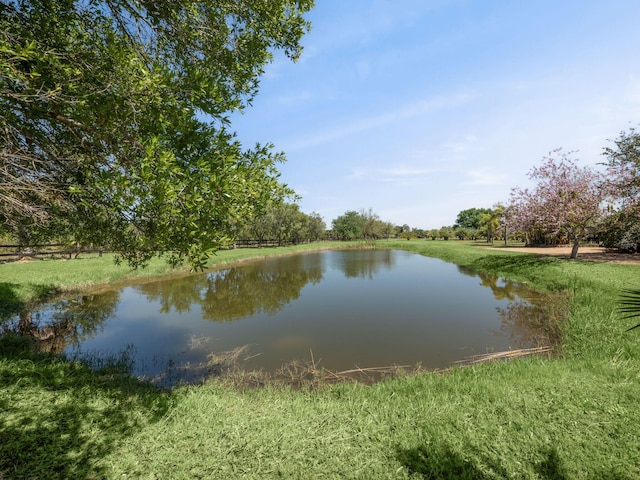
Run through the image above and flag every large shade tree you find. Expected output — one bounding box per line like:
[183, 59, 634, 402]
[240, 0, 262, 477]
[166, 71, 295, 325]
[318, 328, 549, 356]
[239, 203, 325, 246]
[602, 127, 640, 330]
[331, 211, 364, 241]
[454, 207, 492, 229]
[331, 209, 391, 243]
[600, 127, 640, 251]
[603, 127, 640, 208]
[0, 0, 313, 268]
[304, 211, 327, 241]
[507, 149, 605, 258]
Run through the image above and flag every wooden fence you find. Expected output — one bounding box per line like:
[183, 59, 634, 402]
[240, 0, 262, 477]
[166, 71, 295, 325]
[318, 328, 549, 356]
[0, 238, 318, 261]
[0, 244, 104, 260]
[230, 239, 314, 248]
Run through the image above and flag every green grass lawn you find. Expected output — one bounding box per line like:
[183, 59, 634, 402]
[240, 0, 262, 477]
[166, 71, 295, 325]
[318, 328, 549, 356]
[1, 240, 639, 479]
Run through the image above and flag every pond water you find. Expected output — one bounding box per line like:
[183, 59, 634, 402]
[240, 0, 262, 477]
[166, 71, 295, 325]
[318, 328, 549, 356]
[7, 249, 563, 385]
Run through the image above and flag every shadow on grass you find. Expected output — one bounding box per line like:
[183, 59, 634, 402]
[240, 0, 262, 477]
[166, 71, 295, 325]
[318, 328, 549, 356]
[532, 447, 570, 480]
[396, 443, 507, 479]
[471, 253, 559, 273]
[0, 282, 24, 320]
[396, 443, 633, 480]
[0, 334, 170, 479]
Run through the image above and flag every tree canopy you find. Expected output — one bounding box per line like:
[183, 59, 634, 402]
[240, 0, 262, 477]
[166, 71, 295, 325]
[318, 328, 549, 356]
[603, 127, 640, 210]
[454, 207, 492, 230]
[239, 202, 326, 246]
[479, 206, 503, 244]
[0, 0, 313, 268]
[331, 211, 364, 241]
[599, 127, 640, 251]
[330, 209, 392, 243]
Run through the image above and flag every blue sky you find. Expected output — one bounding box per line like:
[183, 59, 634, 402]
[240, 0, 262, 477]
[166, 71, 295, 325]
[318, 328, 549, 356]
[230, 0, 640, 230]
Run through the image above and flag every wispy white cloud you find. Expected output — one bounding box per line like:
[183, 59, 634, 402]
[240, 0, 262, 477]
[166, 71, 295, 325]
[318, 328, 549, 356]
[439, 135, 482, 156]
[383, 166, 443, 177]
[273, 90, 314, 107]
[463, 169, 508, 186]
[347, 163, 445, 181]
[308, 0, 449, 52]
[284, 93, 473, 151]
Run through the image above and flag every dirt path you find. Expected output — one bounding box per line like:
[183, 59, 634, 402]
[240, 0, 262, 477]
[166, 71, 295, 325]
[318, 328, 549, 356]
[484, 245, 640, 265]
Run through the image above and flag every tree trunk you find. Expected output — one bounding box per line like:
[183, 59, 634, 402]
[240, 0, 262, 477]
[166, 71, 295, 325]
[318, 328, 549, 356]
[18, 310, 33, 336]
[570, 239, 580, 259]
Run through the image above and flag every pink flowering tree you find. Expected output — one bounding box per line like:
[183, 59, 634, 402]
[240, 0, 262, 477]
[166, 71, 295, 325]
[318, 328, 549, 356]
[507, 149, 606, 258]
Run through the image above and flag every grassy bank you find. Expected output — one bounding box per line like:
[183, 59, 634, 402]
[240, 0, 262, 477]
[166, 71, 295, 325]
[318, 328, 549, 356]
[2, 240, 640, 478]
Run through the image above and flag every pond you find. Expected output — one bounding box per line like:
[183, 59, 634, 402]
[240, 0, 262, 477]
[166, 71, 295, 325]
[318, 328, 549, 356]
[6, 249, 565, 385]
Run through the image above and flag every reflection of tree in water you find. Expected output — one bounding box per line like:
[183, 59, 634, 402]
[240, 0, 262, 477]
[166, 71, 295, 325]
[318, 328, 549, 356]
[497, 292, 570, 349]
[135, 254, 325, 322]
[457, 265, 518, 301]
[201, 268, 318, 321]
[135, 275, 211, 313]
[3, 291, 120, 354]
[456, 264, 569, 349]
[477, 273, 517, 301]
[340, 249, 394, 279]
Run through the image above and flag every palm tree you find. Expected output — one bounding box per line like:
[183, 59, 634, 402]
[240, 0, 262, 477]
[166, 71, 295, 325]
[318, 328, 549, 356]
[479, 206, 503, 244]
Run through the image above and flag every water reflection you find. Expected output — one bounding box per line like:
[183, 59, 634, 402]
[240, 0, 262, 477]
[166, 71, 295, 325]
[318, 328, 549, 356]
[2, 250, 567, 385]
[134, 253, 324, 322]
[457, 264, 568, 348]
[497, 295, 569, 349]
[2, 292, 119, 354]
[332, 249, 395, 279]
[457, 265, 517, 301]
